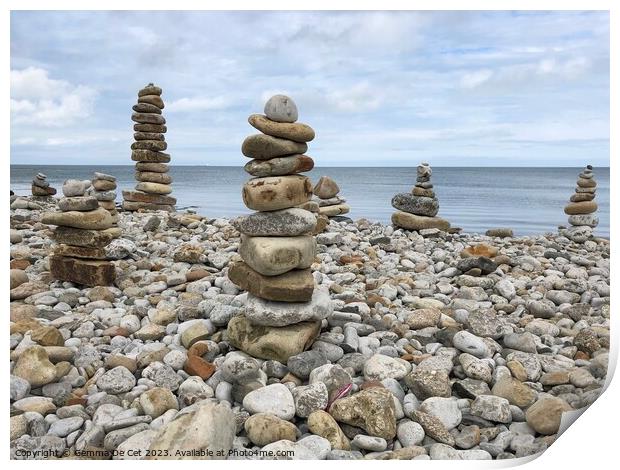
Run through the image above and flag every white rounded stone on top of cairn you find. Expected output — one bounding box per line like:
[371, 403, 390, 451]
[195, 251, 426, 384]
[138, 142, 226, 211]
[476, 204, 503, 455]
[264, 94, 298, 123]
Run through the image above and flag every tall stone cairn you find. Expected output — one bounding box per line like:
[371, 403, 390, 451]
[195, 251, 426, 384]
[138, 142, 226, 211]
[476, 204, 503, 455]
[122, 83, 176, 212]
[89, 172, 118, 219]
[43, 180, 119, 286]
[560, 164, 599, 242]
[226, 94, 333, 364]
[31, 173, 56, 197]
[391, 162, 451, 232]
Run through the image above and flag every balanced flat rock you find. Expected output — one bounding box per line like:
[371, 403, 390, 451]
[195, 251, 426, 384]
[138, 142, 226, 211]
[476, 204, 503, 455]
[138, 84, 162, 96]
[242, 175, 312, 212]
[138, 94, 164, 108]
[391, 193, 439, 217]
[226, 316, 321, 363]
[248, 114, 315, 142]
[135, 171, 173, 184]
[122, 201, 175, 212]
[231, 208, 317, 236]
[134, 123, 167, 133]
[228, 261, 314, 302]
[53, 244, 107, 259]
[131, 150, 171, 163]
[93, 180, 117, 191]
[241, 134, 307, 160]
[58, 196, 100, 212]
[52, 227, 121, 248]
[131, 113, 166, 125]
[135, 162, 169, 173]
[132, 102, 162, 114]
[239, 234, 316, 276]
[49, 255, 115, 287]
[42, 207, 115, 230]
[134, 132, 165, 141]
[564, 201, 597, 215]
[392, 211, 450, 231]
[131, 140, 167, 151]
[135, 182, 172, 195]
[243, 287, 332, 327]
[244, 155, 314, 177]
[122, 190, 177, 205]
[570, 192, 595, 202]
[318, 204, 350, 217]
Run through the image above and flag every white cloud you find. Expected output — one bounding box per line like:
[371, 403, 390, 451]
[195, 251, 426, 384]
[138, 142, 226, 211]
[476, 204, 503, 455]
[507, 119, 608, 143]
[12, 130, 126, 148]
[461, 69, 494, 88]
[260, 89, 291, 103]
[126, 26, 159, 47]
[9, 11, 609, 166]
[325, 82, 385, 113]
[11, 137, 36, 145]
[537, 58, 556, 74]
[10, 67, 97, 127]
[460, 56, 592, 90]
[166, 96, 228, 112]
[561, 57, 591, 77]
[43, 135, 124, 146]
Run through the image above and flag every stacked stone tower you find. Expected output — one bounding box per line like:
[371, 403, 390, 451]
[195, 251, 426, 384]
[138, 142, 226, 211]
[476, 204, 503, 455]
[313, 176, 350, 218]
[31, 173, 56, 197]
[122, 83, 176, 212]
[43, 180, 119, 286]
[391, 162, 450, 232]
[227, 94, 333, 363]
[89, 172, 118, 219]
[560, 164, 599, 242]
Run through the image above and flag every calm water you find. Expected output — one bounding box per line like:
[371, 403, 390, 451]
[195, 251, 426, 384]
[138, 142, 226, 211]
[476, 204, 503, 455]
[10, 165, 610, 237]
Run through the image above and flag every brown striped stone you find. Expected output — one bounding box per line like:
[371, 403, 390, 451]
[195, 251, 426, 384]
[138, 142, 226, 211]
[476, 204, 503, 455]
[49, 255, 115, 286]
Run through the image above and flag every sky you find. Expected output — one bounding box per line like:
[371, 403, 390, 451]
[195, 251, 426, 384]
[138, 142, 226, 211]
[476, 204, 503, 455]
[10, 10, 610, 167]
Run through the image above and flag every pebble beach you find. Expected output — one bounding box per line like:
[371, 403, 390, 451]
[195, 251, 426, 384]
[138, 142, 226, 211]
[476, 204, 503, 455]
[9, 198, 610, 460]
[9, 9, 612, 462]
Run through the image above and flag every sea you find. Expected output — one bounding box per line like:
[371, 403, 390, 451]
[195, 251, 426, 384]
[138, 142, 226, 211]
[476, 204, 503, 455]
[10, 166, 610, 237]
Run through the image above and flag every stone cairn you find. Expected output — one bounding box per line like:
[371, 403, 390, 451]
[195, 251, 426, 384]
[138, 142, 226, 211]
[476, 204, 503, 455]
[560, 164, 599, 242]
[311, 176, 350, 233]
[88, 172, 118, 219]
[314, 176, 350, 218]
[226, 94, 333, 364]
[122, 83, 176, 212]
[31, 173, 56, 197]
[43, 179, 120, 286]
[391, 162, 450, 232]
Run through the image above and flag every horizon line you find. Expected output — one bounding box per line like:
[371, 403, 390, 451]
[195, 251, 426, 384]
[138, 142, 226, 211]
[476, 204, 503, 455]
[9, 164, 610, 168]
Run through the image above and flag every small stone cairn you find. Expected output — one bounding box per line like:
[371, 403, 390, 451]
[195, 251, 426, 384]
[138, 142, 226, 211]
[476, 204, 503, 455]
[31, 173, 56, 197]
[226, 94, 333, 363]
[88, 172, 118, 219]
[391, 162, 450, 232]
[314, 176, 350, 218]
[560, 164, 599, 242]
[122, 83, 176, 212]
[43, 179, 120, 286]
